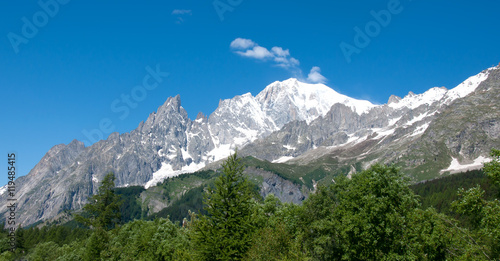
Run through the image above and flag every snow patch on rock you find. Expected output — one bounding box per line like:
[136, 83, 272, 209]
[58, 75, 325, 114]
[145, 160, 206, 189]
[272, 156, 295, 163]
[441, 156, 491, 174]
[0, 185, 7, 196]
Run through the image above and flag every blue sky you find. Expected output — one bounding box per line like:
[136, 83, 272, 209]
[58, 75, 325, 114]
[1, 0, 499, 186]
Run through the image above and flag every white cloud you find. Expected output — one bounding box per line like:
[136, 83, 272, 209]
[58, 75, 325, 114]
[172, 9, 192, 15]
[230, 38, 302, 74]
[274, 56, 300, 69]
[307, 66, 327, 84]
[172, 9, 192, 24]
[236, 46, 273, 60]
[175, 17, 185, 24]
[230, 38, 256, 50]
[271, 46, 290, 57]
[230, 38, 328, 83]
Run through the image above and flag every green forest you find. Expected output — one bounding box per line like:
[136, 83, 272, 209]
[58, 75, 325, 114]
[1, 149, 500, 260]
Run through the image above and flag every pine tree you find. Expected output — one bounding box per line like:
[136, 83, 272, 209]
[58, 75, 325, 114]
[193, 152, 255, 260]
[75, 172, 122, 230]
[14, 226, 25, 251]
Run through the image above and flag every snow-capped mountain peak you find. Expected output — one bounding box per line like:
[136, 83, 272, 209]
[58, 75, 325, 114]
[6, 65, 500, 226]
[443, 66, 497, 103]
[256, 78, 375, 125]
[388, 87, 448, 110]
[145, 78, 379, 188]
[388, 66, 497, 111]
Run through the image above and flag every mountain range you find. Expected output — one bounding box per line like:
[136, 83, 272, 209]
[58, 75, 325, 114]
[2, 64, 500, 226]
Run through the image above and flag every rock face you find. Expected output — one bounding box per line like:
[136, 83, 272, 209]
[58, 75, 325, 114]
[1, 65, 499, 226]
[241, 66, 500, 181]
[0, 78, 373, 226]
[0, 140, 87, 226]
[240, 104, 392, 161]
[244, 167, 306, 204]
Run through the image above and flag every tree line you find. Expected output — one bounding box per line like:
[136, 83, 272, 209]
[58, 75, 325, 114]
[1, 149, 499, 260]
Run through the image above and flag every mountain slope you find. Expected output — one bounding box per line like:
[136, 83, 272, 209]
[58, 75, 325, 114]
[239, 66, 499, 181]
[0, 78, 373, 226]
[2, 65, 499, 226]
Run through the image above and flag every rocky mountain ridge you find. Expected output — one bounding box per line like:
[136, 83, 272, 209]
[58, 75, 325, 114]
[240, 66, 499, 181]
[0, 77, 372, 225]
[1, 65, 499, 226]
